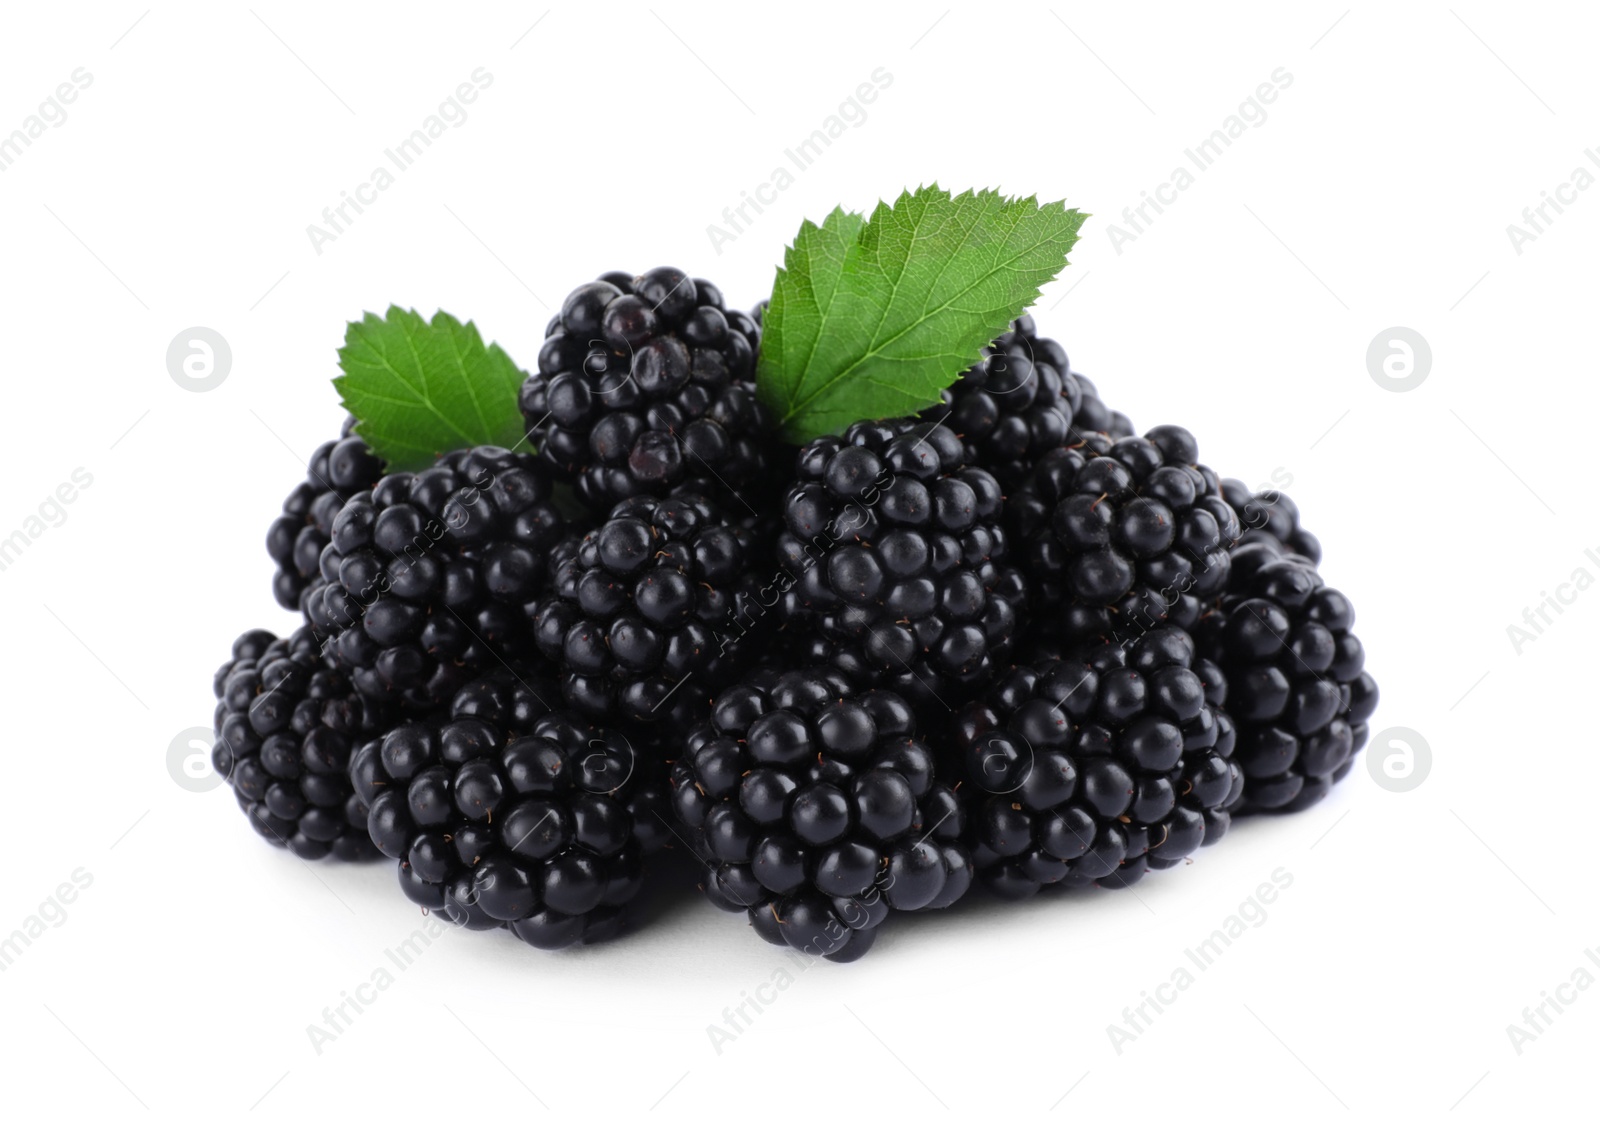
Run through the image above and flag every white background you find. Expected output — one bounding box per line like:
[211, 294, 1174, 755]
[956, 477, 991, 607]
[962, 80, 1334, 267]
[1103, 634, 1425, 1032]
[1, 2, 1593, 1116]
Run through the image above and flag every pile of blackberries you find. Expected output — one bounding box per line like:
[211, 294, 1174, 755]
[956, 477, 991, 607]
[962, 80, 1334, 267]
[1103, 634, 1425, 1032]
[210, 270, 1377, 961]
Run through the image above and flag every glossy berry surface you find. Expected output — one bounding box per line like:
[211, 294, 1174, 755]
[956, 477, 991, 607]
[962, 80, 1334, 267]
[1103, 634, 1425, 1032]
[1011, 426, 1241, 646]
[442, 663, 675, 851]
[212, 626, 389, 861]
[923, 315, 1079, 489]
[265, 415, 384, 612]
[349, 683, 664, 949]
[518, 268, 779, 514]
[777, 418, 1026, 709]
[302, 445, 567, 708]
[532, 491, 762, 727]
[208, 287, 1389, 967]
[1196, 544, 1378, 813]
[671, 668, 971, 962]
[951, 626, 1242, 898]
[1221, 478, 1323, 564]
[923, 315, 1131, 487]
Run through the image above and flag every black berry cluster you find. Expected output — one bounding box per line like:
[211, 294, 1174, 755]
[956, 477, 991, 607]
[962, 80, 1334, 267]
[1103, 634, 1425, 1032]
[1011, 426, 1241, 647]
[776, 417, 1026, 708]
[212, 626, 389, 861]
[951, 627, 1240, 898]
[532, 490, 762, 727]
[303, 445, 566, 708]
[518, 268, 777, 514]
[214, 275, 1377, 964]
[265, 416, 383, 611]
[447, 664, 675, 853]
[670, 668, 969, 961]
[923, 315, 1134, 489]
[349, 678, 664, 948]
[1197, 541, 1378, 813]
[924, 315, 1076, 488]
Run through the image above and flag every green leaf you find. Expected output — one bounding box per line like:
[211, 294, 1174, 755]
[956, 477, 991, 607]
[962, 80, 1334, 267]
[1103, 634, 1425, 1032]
[334, 306, 528, 472]
[758, 206, 866, 424]
[757, 186, 1088, 443]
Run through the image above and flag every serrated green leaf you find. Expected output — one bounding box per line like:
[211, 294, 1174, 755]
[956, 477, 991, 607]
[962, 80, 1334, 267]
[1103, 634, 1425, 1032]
[758, 206, 866, 422]
[334, 306, 527, 472]
[757, 186, 1088, 443]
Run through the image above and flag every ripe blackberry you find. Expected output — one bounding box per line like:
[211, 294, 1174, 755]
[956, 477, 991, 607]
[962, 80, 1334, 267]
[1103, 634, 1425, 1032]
[265, 416, 383, 611]
[923, 315, 1078, 489]
[518, 268, 777, 514]
[1011, 426, 1240, 646]
[670, 668, 970, 962]
[302, 446, 567, 708]
[440, 663, 675, 853]
[532, 490, 762, 726]
[777, 418, 1026, 709]
[212, 626, 390, 860]
[923, 316, 1136, 487]
[949, 626, 1241, 899]
[349, 688, 662, 948]
[1220, 479, 1322, 564]
[1196, 546, 1378, 813]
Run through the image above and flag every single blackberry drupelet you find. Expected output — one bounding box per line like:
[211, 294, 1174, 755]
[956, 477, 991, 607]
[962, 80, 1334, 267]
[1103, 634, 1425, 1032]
[777, 418, 1026, 709]
[349, 682, 663, 949]
[1011, 425, 1240, 647]
[302, 445, 567, 708]
[532, 490, 762, 727]
[265, 417, 384, 611]
[670, 668, 971, 962]
[1220, 478, 1322, 564]
[518, 268, 777, 514]
[1196, 545, 1378, 813]
[950, 626, 1241, 899]
[212, 626, 391, 860]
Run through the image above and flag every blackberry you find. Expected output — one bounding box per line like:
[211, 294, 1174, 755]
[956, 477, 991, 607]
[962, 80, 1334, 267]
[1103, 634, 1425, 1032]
[923, 315, 1078, 489]
[1220, 479, 1322, 564]
[532, 490, 762, 726]
[518, 268, 777, 514]
[441, 663, 674, 852]
[670, 668, 970, 962]
[212, 626, 390, 860]
[1011, 425, 1240, 647]
[777, 418, 1026, 709]
[1196, 545, 1378, 814]
[923, 316, 1136, 487]
[265, 416, 383, 611]
[349, 683, 663, 948]
[303, 446, 567, 708]
[950, 626, 1241, 899]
